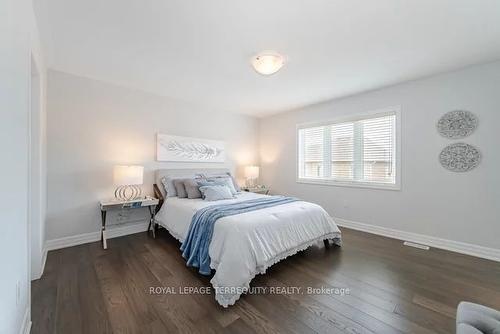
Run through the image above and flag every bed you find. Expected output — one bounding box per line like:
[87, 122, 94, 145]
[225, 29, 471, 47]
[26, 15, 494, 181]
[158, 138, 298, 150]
[153, 168, 342, 307]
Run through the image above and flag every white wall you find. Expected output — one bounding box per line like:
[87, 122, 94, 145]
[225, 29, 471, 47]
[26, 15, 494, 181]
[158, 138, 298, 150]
[30, 55, 48, 281]
[30, 0, 49, 285]
[0, 0, 46, 333]
[46, 70, 259, 241]
[259, 61, 500, 252]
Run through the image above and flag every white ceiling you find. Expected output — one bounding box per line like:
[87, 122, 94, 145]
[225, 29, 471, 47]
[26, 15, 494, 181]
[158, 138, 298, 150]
[38, 0, 500, 117]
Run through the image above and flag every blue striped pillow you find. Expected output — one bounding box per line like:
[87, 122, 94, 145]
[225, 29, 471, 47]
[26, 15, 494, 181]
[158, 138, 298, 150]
[198, 185, 235, 201]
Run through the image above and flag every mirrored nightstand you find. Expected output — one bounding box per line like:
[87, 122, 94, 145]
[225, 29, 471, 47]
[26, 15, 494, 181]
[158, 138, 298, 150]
[99, 196, 159, 249]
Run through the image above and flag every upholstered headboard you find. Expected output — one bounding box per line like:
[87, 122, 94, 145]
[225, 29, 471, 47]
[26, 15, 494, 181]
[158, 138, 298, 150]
[154, 168, 231, 187]
[154, 168, 232, 196]
[152, 168, 234, 213]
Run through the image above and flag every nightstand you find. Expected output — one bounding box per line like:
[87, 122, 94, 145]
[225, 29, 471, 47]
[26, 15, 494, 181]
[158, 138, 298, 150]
[242, 186, 270, 195]
[99, 196, 159, 249]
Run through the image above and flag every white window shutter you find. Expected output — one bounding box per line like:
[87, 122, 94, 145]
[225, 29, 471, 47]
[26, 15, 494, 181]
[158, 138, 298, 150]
[299, 126, 325, 178]
[298, 110, 398, 188]
[330, 122, 354, 180]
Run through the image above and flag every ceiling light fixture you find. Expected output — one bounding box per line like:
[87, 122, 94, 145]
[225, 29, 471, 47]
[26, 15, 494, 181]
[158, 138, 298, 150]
[251, 51, 285, 75]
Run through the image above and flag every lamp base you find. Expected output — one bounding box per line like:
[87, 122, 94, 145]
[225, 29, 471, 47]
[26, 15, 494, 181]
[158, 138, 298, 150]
[245, 178, 257, 188]
[115, 185, 142, 201]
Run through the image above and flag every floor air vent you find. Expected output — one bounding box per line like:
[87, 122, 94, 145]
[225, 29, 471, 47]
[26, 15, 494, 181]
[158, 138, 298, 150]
[403, 241, 430, 250]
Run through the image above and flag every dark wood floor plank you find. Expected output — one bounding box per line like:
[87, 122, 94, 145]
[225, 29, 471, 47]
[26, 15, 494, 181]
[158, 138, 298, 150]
[346, 229, 500, 288]
[411, 294, 456, 319]
[132, 241, 229, 334]
[333, 240, 500, 313]
[232, 299, 286, 334]
[344, 230, 500, 294]
[242, 282, 320, 334]
[289, 254, 456, 333]
[132, 236, 228, 333]
[31, 250, 60, 334]
[116, 237, 199, 333]
[32, 227, 500, 334]
[254, 275, 377, 334]
[293, 255, 400, 311]
[267, 266, 406, 334]
[113, 238, 179, 333]
[93, 250, 144, 333]
[224, 318, 260, 334]
[77, 245, 113, 334]
[54, 246, 84, 334]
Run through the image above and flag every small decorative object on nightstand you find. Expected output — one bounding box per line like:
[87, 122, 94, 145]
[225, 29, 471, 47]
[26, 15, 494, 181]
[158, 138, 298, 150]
[99, 196, 159, 249]
[242, 185, 270, 195]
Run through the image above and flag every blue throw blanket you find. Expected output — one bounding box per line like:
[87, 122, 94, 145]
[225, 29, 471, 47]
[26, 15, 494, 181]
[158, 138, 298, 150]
[180, 196, 298, 275]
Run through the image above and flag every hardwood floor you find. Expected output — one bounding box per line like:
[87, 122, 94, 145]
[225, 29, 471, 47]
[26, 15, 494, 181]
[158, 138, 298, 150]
[32, 227, 500, 334]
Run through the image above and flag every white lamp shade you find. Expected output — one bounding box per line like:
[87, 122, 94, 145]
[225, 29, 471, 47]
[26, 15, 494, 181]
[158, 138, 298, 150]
[244, 166, 260, 179]
[113, 165, 144, 185]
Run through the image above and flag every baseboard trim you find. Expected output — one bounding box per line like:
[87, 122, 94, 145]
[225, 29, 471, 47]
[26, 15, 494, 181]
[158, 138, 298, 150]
[39, 247, 48, 277]
[30, 246, 48, 281]
[32, 247, 48, 280]
[45, 221, 149, 251]
[20, 306, 31, 334]
[335, 217, 500, 262]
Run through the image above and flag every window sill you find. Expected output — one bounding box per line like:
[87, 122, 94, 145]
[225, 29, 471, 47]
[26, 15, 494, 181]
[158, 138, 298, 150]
[296, 178, 401, 191]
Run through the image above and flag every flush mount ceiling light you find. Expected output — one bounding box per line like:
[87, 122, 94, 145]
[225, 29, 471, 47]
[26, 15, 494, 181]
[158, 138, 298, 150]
[251, 51, 285, 75]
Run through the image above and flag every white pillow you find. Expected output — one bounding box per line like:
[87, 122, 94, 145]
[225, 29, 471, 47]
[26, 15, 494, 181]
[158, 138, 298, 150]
[199, 185, 235, 201]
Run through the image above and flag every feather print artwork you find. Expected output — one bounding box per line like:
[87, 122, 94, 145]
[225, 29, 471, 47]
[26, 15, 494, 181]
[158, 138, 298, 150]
[165, 140, 222, 160]
[157, 134, 225, 162]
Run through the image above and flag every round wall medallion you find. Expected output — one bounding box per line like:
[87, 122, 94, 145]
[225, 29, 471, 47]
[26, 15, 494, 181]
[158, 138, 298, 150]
[439, 143, 481, 172]
[437, 110, 478, 139]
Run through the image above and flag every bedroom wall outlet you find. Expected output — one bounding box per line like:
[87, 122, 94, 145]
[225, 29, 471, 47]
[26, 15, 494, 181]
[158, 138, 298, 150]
[403, 241, 430, 250]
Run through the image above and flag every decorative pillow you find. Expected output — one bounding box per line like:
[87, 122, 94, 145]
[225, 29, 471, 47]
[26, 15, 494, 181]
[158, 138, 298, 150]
[161, 176, 181, 197]
[230, 175, 241, 192]
[197, 179, 227, 191]
[199, 185, 235, 201]
[173, 179, 188, 198]
[184, 178, 203, 199]
[161, 177, 174, 197]
[205, 173, 241, 192]
[205, 176, 238, 195]
[161, 174, 203, 197]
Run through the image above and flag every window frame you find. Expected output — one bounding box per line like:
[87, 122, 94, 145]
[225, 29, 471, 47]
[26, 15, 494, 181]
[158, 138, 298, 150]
[296, 106, 401, 191]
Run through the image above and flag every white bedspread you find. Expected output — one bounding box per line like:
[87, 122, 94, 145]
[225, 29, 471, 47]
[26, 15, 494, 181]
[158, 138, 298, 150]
[155, 192, 342, 307]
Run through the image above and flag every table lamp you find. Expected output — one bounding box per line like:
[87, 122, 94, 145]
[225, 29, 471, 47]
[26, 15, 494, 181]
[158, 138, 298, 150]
[244, 165, 260, 188]
[113, 165, 144, 200]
